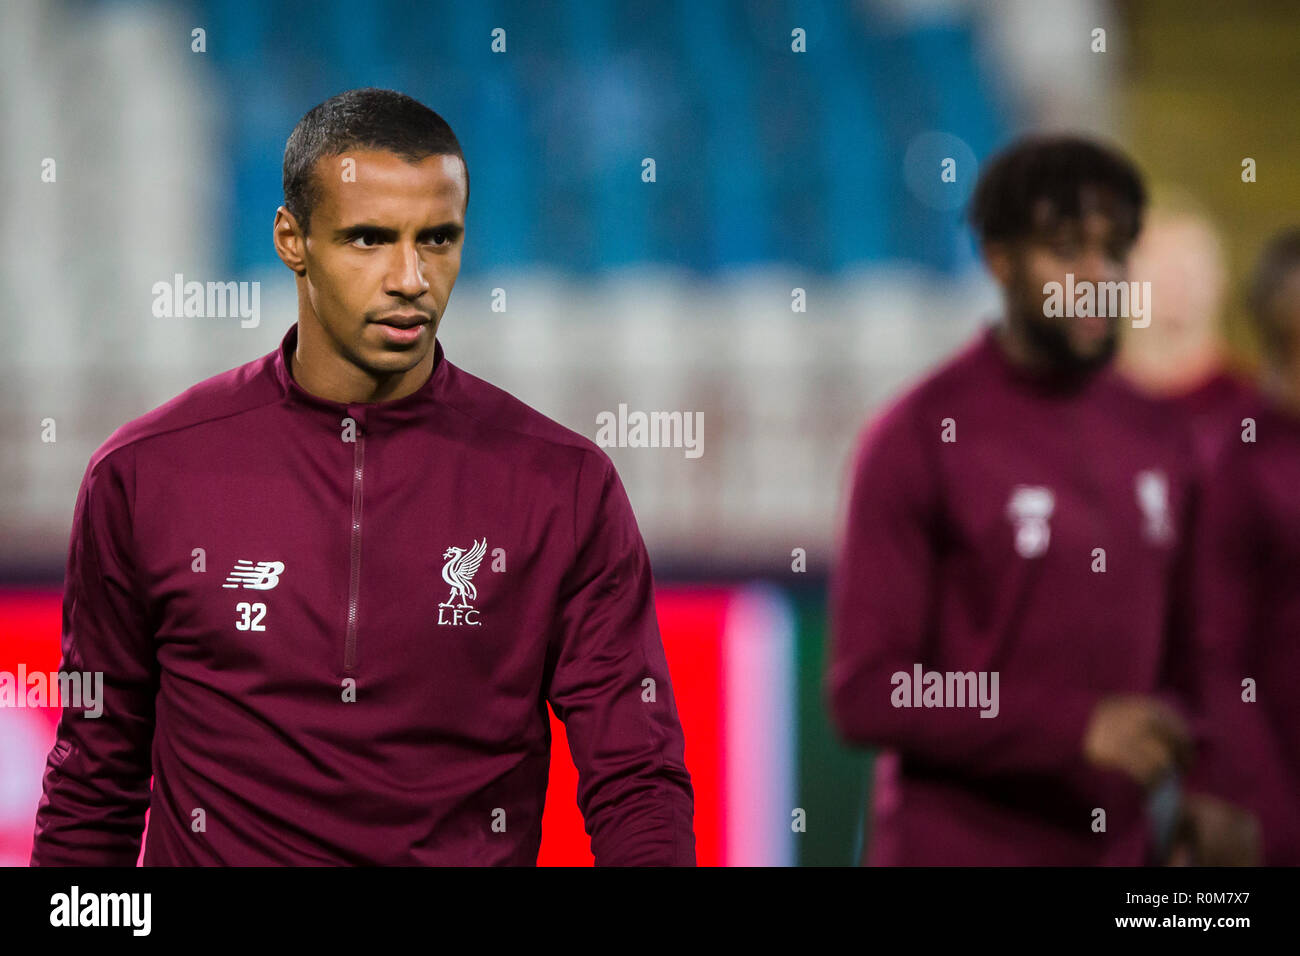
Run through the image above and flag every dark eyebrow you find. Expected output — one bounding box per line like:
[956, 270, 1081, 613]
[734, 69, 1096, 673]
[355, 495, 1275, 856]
[335, 224, 398, 242]
[418, 223, 464, 242]
[334, 222, 464, 242]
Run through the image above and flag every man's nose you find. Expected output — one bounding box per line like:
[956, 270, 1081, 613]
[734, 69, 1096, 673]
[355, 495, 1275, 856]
[1075, 247, 1122, 284]
[385, 243, 429, 299]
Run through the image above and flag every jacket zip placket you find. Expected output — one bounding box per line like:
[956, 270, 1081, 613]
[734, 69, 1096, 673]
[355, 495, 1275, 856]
[344, 417, 365, 674]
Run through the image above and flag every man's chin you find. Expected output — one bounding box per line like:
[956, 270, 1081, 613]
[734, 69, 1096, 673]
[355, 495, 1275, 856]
[1064, 335, 1118, 374]
[1023, 319, 1117, 377]
[355, 343, 431, 377]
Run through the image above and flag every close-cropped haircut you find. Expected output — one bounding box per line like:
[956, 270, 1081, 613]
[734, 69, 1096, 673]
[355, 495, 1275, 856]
[282, 88, 467, 235]
[1248, 227, 1300, 357]
[968, 134, 1147, 247]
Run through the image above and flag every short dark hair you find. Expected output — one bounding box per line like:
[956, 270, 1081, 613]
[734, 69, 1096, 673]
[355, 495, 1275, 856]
[968, 134, 1146, 247]
[1248, 227, 1300, 357]
[282, 88, 468, 235]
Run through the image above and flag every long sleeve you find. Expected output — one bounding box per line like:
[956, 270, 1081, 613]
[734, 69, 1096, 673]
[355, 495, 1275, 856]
[30, 444, 159, 866]
[825, 406, 1097, 779]
[546, 451, 695, 866]
[1185, 445, 1300, 862]
[1152, 452, 1204, 744]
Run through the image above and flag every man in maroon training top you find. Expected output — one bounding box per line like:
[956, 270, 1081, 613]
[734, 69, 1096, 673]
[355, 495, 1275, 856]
[827, 135, 1255, 865]
[30, 88, 695, 866]
[1189, 228, 1300, 866]
[1116, 209, 1259, 470]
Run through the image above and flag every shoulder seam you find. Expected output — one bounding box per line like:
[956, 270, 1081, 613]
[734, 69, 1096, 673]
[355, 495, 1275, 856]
[438, 369, 600, 456]
[96, 393, 284, 463]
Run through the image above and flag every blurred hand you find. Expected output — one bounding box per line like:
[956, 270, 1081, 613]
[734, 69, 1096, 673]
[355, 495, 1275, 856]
[1083, 695, 1193, 788]
[1166, 793, 1261, 867]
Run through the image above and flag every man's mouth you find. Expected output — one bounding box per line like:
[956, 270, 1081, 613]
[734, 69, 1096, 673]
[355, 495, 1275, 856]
[373, 313, 431, 330]
[1077, 313, 1107, 337]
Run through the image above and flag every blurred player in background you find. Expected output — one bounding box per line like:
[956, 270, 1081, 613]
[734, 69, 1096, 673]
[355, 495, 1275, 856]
[1184, 228, 1300, 866]
[1116, 207, 1259, 467]
[827, 134, 1256, 866]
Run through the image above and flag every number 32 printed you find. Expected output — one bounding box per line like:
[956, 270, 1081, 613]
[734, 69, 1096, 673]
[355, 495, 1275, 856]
[235, 601, 267, 631]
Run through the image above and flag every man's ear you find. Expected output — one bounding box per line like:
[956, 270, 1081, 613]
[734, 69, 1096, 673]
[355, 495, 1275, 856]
[273, 206, 308, 277]
[982, 240, 1014, 286]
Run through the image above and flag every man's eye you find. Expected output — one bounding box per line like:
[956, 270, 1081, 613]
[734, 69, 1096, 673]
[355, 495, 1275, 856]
[350, 233, 380, 248]
[427, 231, 449, 246]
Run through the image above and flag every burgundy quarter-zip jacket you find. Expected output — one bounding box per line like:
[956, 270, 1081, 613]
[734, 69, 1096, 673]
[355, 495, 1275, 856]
[30, 322, 695, 866]
[1190, 393, 1300, 865]
[828, 325, 1202, 865]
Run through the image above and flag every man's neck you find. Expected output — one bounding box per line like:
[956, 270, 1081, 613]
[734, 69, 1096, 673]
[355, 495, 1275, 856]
[1115, 346, 1226, 399]
[990, 318, 1109, 391]
[291, 323, 435, 405]
[993, 320, 1049, 375]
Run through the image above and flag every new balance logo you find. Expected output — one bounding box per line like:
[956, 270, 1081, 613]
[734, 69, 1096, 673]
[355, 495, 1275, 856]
[222, 560, 285, 590]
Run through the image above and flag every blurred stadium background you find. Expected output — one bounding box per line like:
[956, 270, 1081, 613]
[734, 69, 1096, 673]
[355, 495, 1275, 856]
[2, 0, 1296, 865]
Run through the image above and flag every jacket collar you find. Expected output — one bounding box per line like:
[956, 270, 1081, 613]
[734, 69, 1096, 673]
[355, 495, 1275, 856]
[978, 321, 1114, 399]
[272, 322, 448, 429]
